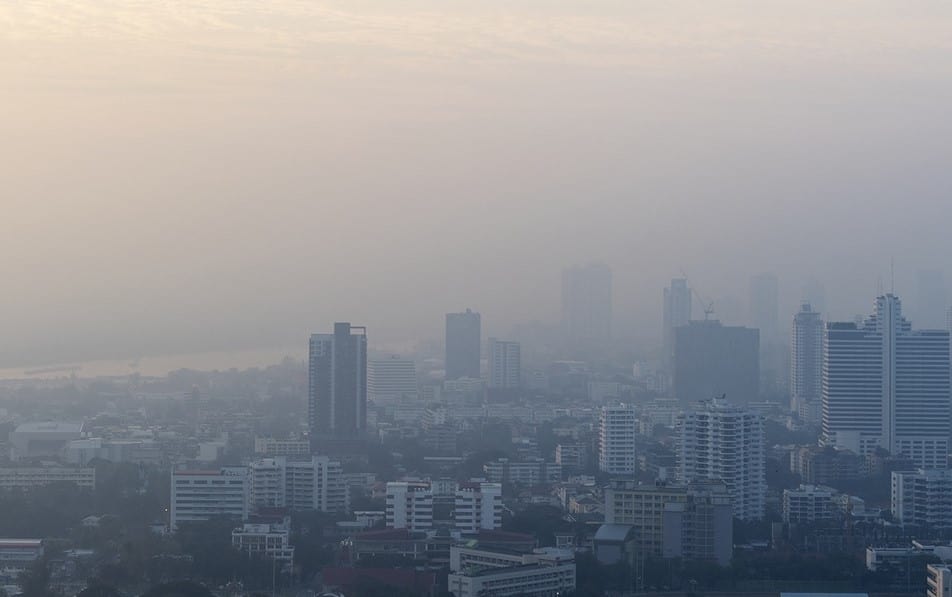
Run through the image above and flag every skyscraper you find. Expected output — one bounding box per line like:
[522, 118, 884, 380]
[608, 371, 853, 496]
[488, 338, 521, 389]
[673, 320, 760, 404]
[822, 295, 950, 468]
[561, 263, 613, 342]
[749, 273, 779, 344]
[445, 309, 481, 380]
[791, 303, 823, 422]
[663, 278, 692, 369]
[308, 323, 368, 448]
[676, 397, 766, 521]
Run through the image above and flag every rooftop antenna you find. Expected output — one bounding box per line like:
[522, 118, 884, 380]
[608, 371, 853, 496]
[890, 258, 895, 295]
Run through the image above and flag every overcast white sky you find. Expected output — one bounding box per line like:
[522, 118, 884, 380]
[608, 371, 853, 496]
[2, 1, 951, 365]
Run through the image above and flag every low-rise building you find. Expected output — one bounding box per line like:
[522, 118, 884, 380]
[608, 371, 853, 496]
[232, 520, 294, 563]
[171, 467, 250, 530]
[0, 467, 95, 490]
[9, 422, 84, 461]
[483, 458, 561, 485]
[253, 437, 310, 458]
[782, 484, 838, 524]
[448, 545, 575, 597]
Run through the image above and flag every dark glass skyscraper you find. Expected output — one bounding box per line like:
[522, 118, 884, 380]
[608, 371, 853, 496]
[673, 320, 760, 404]
[308, 322, 367, 448]
[445, 309, 481, 380]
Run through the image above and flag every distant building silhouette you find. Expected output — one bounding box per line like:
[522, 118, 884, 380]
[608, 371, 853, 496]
[561, 263, 612, 343]
[673, 320, 759, 404]
[445, 309, 481, 380]
[662, 278, 692, 370]
[308, 322, 367, 451]
[488, 338, 521, 389]
[790, 303, 823, 422]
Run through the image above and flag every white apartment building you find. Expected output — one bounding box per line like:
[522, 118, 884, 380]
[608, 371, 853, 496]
[677, 397, 766, 520]
[929, 564, 952, 597]
[488, 339, 522, 389]
[386, 481, 434, 532]
[0, 467, 95, 490]
[598, 404, 637, 475]
[823, 295, 951, 468]
[250, 456, 347, 513]
[368, 355, 418, 402]
[454, 482, 503, 533]
[171, 467, 250, 530]
[782, 484, 837, 524]
[892, 468, 952, 529]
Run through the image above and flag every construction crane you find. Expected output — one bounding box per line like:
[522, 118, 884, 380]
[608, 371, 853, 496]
[680, 269, 716, 321]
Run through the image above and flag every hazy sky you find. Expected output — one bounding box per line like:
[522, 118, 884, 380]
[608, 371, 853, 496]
[2, 1, 952, 366]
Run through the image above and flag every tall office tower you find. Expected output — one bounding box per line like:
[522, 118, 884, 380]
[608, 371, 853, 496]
[368, 355, 418, 403]
[676, 397, 766, 521]
[663, 278, 692, 369]
[673, 320, 760, 404]
[308, 323, 368, 449]
[488, 338, 521, 389]
[749, 273, 780, 344]
[917, 269, 948, 330]
[561, 263, 613, 342]
[598, 404, 637, 475]
[445, 309, 481, 380]
[822, 294, 951, 468]
[791, 303, 823, 422]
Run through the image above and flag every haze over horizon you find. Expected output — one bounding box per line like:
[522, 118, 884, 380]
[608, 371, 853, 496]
[3, 1, 952, 367]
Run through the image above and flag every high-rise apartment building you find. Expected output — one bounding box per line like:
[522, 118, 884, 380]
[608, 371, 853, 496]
[561, 263, 612, 342]
[488, 338, 521, 389]
[598, 404, 637, 475]
[822, 295, 950, 468]
[677, 397, 766, 520]
[673, 320, 760, 404]
[308, 323, 368, 448]
[446, 309, 481, 380]
[368, 356, 418, 403]
[663, 278, 692, 370]
[604, 480, 732, 565]
[250, 456, 347, 513]
[791, 303, 823, 421]
[661, 481, 733, 566]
